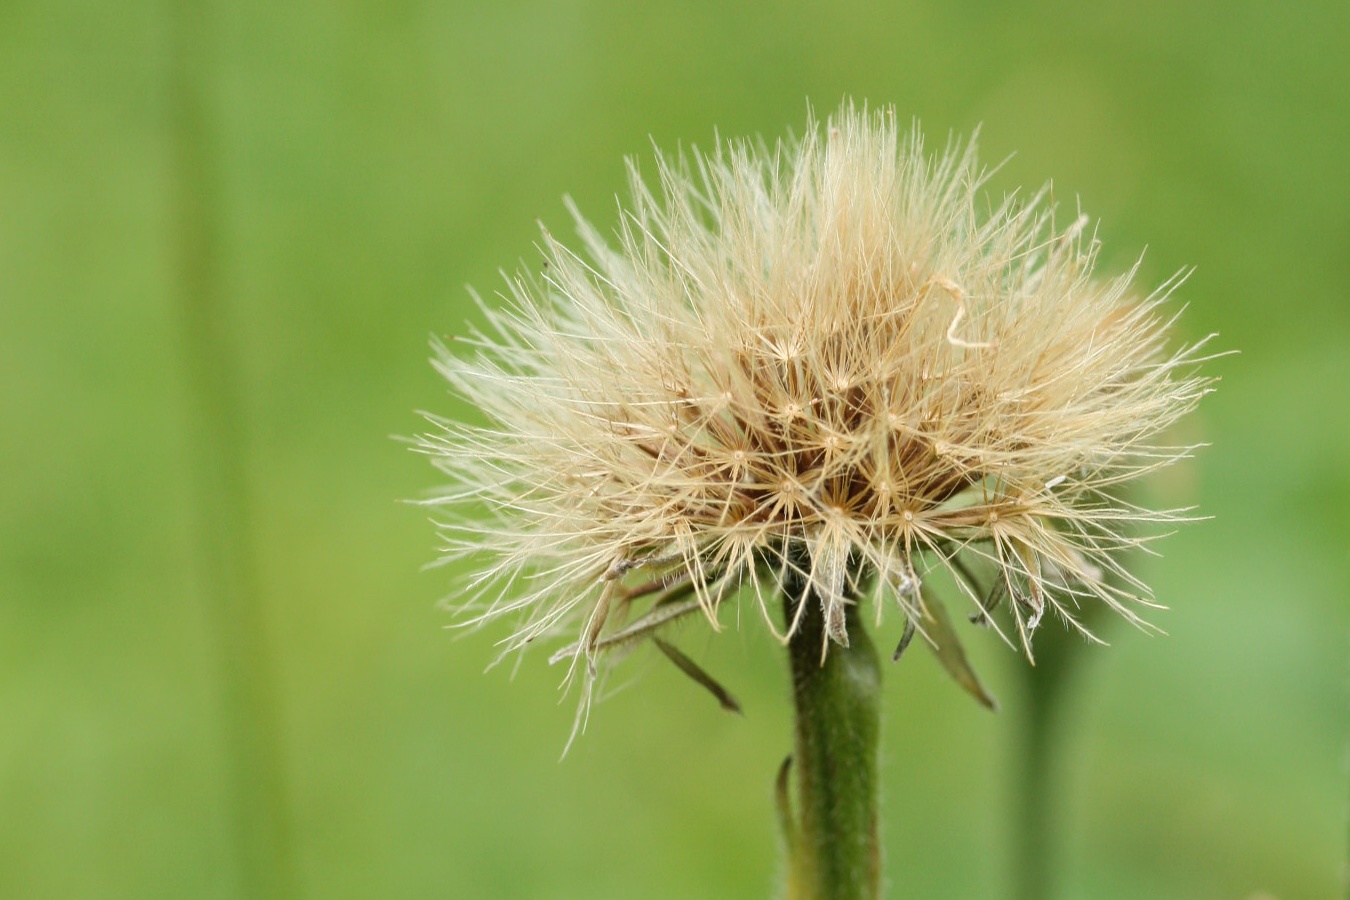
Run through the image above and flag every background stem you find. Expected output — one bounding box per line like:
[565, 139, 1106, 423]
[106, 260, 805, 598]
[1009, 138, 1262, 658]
[1009, 571, 1122, 900]
[1012, 661, 1060, 900]
[782, 575, 882, 900]
[1010, 619, 1080, 900]
[167, 3, 298, 897]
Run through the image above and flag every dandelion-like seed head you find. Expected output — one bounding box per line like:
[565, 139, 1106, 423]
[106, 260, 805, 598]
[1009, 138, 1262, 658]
[419, 101, 1211, 714]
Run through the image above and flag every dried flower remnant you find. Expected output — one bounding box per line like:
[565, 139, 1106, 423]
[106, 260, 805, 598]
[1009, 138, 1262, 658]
[418, 102, 1211, 717]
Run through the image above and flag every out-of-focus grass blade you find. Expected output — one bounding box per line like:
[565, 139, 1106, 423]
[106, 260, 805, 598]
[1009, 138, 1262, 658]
[653, 636, 744, 715]
[921, 593, 999, 711]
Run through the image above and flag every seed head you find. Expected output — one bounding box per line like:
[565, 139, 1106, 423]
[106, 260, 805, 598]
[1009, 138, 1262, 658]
[418, 102, 1211, 712]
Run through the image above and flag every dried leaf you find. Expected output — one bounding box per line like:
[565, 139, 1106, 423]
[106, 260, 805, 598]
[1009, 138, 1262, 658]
[805, 526, 851, 646]
[548, 595, 702, 664]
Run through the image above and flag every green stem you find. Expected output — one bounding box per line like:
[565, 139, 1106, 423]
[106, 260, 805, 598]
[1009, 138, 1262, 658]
[782, 575, 882, 900]
[167, 3, 297, 897]
[1010, 620, 1080, 900]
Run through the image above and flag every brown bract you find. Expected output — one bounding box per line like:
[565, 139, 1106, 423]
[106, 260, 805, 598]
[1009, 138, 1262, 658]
[418, 101, 1211, 711]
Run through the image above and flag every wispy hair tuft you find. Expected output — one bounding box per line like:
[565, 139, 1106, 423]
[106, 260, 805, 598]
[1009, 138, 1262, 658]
[417, 101, 1213, 719]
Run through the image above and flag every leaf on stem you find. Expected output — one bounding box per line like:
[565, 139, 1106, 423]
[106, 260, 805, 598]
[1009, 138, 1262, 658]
[653, 636, 743, 715]
[891, 615, 916, 661]
[774, 755, 797, 855]
[921, 593, 999, 711]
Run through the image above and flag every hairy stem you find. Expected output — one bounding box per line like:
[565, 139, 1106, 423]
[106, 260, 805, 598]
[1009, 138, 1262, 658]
[782, 574, 882, 900]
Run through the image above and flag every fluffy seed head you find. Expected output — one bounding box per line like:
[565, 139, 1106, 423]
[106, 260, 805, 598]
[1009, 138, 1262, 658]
[419, 102, 1211, 707]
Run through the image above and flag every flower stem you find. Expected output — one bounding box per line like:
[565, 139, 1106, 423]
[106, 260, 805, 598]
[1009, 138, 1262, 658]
[782, 574, 882, 900]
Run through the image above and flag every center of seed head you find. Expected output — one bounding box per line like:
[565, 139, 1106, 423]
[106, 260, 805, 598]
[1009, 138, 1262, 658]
[902, 509, 914, 522]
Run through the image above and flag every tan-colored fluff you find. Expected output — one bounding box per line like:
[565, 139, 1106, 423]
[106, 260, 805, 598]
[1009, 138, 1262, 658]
[419, 102, 1210, 712]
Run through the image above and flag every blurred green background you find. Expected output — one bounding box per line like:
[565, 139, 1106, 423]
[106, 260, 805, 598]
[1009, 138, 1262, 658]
[2, 0, 1346, 897]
